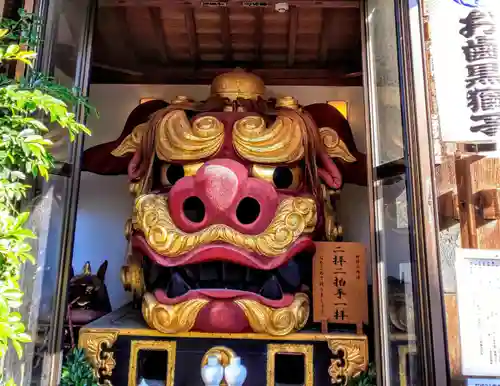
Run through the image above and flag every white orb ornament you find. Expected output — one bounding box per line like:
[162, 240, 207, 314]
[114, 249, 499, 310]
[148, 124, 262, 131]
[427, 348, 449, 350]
[201, 355, 224, 386]
[223, 356, 247, 386]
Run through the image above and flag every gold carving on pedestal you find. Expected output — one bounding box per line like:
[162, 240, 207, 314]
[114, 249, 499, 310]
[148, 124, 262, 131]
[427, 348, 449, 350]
[142, 293, 208, 334]
[233, 115, 305, 164]
[201, 346, 236, 386]
[266, 344, 314, 386]
[327, 339, 368, 385]
[234, 293, 310, 336]
[133, 195, 316, 257]
[319, 127, 357, 163]
[128, 340, 177, 386]
[78, 330, 119, 385]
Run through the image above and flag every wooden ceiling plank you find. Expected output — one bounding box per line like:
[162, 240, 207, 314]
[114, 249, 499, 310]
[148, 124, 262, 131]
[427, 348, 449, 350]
[220, 8, 233, 62]
[185, 6, 200, 64]
[319, 9, 331, 66]
[149, 7, 171, 64]
[287, 6, 298, 67]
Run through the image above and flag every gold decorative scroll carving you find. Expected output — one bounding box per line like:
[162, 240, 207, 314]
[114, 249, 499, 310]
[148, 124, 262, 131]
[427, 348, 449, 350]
[319, 127, 356, 163]
[112, 123, 149, 157]
[155, 111, 225, 161]
[234, 293, 309, 336]
[78, 330, 119, 385]
[233, 115, 304, 164]
[128, 340, 177, 386]
[133, 195, 317, 257]
[266, 343, 314, 386]
[142, 293, 208, 334]
[327, 339, 368, 385]
[142, 292, 309, 336]
[111, 111, 225, 161]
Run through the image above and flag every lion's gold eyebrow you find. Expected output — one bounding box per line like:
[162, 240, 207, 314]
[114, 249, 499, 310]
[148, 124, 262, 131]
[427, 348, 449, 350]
[232, 115, 305, 164]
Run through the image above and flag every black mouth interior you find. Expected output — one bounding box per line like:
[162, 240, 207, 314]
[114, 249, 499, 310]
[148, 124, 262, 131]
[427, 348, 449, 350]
[143, 253, 312, 301]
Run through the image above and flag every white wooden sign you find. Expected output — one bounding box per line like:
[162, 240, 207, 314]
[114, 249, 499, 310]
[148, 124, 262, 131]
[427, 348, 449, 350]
[456, 248, 500, 376]
[467, 379, 500, 386]
[427, 0, 500, 143]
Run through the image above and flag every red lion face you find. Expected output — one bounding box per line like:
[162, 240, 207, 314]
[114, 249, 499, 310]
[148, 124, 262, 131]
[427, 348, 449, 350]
[81, 77, 366, 336]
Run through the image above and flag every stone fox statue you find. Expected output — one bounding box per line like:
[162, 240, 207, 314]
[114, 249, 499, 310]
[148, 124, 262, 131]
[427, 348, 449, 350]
[79, 69, 367, 336]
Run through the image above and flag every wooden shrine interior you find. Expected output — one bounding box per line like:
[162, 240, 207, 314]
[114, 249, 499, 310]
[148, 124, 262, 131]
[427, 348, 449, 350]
[57, 0, 362, 85]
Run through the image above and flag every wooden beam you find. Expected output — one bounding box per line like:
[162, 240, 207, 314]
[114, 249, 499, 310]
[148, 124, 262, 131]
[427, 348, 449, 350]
[184, 7, 199, 65]
[90, 65, 362, 86]
[150, 7, 171, 64]
[254, 8, 264, 65]
[220, 8, 232, 63]
[99, 0, 360, 9]
[319, 9, 331, 66]
[287, 6, 298, 67]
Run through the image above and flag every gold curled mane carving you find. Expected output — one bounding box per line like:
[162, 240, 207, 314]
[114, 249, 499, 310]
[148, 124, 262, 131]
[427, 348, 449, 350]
[319, 127, 357, 163]
[78, 330, 119, 385]
[111, 110, 225, 161]
[142, 293, 209, 334]
[133, 195, 317, 257]
[112, 123, 149, 157]
[234, 293, 309, 336]
[233, 115, 305, 164]
[327, 339, 368, 385]
[155, 111, 224, 161]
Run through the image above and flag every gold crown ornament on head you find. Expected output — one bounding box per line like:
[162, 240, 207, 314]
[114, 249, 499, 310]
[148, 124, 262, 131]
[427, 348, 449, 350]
[210, 68, 266, 101]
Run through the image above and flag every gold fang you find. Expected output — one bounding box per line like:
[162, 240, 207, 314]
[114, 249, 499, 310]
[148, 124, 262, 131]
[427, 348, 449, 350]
[319, 127, 357, 163]
[156, 111, 225, 161]
[234, 293, 310, 336]
[233, 115, 304, 164]
[133, 195, 317, 257]
[142, 292, 208, 334]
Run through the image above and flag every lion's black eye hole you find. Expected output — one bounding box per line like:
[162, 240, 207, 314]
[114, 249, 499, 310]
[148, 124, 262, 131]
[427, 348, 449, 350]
[165, 164, 185, 185]
[273, 167, 294, 189]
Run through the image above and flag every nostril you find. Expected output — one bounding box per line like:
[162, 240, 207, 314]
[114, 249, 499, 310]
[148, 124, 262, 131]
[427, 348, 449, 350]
[236, 197, 261, 225]
[183, 197, 205, 223]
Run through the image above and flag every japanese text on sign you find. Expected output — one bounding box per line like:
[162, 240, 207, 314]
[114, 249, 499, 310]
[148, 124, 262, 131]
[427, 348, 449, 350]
[459, 9, 500, 137]
[312, 242, 368, 331]
[456, 248, 500, 376]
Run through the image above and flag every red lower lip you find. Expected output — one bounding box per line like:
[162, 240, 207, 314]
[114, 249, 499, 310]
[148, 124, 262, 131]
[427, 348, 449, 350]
[154, 288, 294, 308]
[131, 235, 315, 270]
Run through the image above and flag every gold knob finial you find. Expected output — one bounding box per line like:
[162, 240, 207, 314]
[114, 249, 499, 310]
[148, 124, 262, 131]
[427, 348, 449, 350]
[276, 96, 299, 109]
[211, 69, 266, 101]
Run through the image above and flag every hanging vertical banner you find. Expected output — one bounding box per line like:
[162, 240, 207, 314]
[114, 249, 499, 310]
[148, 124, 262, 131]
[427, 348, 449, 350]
[427, 0, 500, 143]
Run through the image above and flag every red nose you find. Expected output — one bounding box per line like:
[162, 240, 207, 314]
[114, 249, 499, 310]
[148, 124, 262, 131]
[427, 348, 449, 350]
[168, 159, 279, 234]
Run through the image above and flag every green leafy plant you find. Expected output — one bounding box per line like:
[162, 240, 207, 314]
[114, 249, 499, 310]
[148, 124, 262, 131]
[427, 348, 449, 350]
[60, 348, 99, 386]
[0, 9, 92, 380]
[346, 363, 376, 386]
